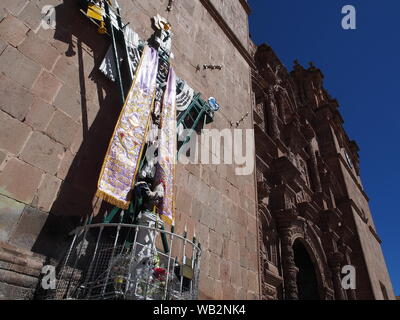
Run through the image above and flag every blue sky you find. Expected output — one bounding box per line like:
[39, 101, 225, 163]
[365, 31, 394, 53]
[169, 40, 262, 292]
[248, 0, 400, 296]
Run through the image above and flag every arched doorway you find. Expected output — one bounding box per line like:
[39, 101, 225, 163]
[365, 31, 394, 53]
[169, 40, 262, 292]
[293, 240, 320, 300]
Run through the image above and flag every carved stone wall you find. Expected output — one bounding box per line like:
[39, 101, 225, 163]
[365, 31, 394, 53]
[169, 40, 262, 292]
[252, 44, 395, 300]
[0, 0, 258, 300]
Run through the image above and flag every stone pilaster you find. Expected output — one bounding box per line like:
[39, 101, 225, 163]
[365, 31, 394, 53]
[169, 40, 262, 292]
[266, 92, 280, 140]
[328, 252, 346, 300]
[280, 228, 299, 300]
[304, 126, 322, 193]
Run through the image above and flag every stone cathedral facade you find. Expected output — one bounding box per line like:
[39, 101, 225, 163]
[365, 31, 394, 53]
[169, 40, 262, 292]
[251, 44, 395, 300]
[0, 0, 395, 300]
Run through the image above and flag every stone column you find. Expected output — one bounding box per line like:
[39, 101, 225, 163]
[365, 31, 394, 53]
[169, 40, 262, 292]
[339, 245, 357, 300]
[304, 128, 322, 193]
[265, 92, 280, 140]
[328, 252, 346, 300]
[280, 228, 299, 300]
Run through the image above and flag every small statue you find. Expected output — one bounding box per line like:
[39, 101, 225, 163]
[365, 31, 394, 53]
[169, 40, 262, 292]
[153, 14, 173, 58]
[267, 64, 286, 94]
[135, 181, 164, 210]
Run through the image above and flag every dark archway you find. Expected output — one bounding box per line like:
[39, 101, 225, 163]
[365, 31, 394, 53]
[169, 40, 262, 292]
[293, 240, 320, 300]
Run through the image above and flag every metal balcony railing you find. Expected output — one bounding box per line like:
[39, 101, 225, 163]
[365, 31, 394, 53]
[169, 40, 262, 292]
[45, 216, 201, 300]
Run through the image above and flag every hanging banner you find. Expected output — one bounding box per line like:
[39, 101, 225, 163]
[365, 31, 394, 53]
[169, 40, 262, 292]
[155, 67, 177, 225]
[96, 46, 159, 209]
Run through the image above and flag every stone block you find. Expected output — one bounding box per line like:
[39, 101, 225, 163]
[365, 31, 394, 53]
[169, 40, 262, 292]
[185, 162, 201, 177]
[49, 181, 93, 217]
[208, 252, 219, 279]
[0, 15, 28, 46]
[37, 174, 62, 212]
[176, 185, 193, 215]
[52, 55, 80, 92]
[0, 194, 25, 242]
[190, 198, 202, 222]
[56, 150, 74, 180]
[247, 291, 259, 300]
[70, 125, 83, 154]
[247, 270, 259, 293]
[0, 0, 29, 16]
[175, 165, 189, 187]
[237, 207, 248, 229]
[208, 188, 224, 216]
[0, 151, 6, 167]
[31, 70, 63, 104]
[46, 110, 79, 147]
[17, 1, 42, 31]
[0, 110, 32, 155]
[229, 203, 240, 224]
[0, 158, 43, 204]
[239, 245, 249, 269]
[236, 286, 247, 300]
[0, 282, 34, 300]
[215, 214, 230, 238]
[247, 214, 257, 234]
[244, 181, 255, 199]
[245, 232, 257, 253]
[20, 131, 64, 175]
[199, 274, 215, 300]
[214, 280, 223, 300]
[228, 184, 241, 206]
[219, 259, 231, 284]
[239, 195, 255, 214]
[197, 179, 210, 205]
[18, 30, 59, 71]
[9, 206, 49, 251]
[241, 267, 248, 290]
[54, 83, 82, 122]
[196, 223, 209, 249]
[0, 46, 41, 90]
[24, 98, 54, 131]
[187, 173, 200, 196]
[251, 250, 260, 272]
[224, 238, 240, 262]
[222, 282, 236, 300]
[0, 73, 34, 121]
[229, 219, 241, 243]
[86, 98, 100, 128]
[0, 268, 38, 289]
[198, 247, 209, 279]
[0, 38, 6, 54]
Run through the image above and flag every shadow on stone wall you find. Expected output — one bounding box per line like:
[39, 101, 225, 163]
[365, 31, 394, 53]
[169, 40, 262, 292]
[31, 0, 123, 261]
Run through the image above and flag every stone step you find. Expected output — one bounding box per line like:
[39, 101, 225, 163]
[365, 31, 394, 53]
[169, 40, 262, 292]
[0, 242, 46, 299]
[0, 282, 34, 300]
[0, 269, 38, 288]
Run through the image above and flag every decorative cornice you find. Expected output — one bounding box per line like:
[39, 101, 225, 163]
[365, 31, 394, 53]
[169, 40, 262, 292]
[200, 0, 255, 69]
[239, 0, 252, 15]
[369, 226, 382, 244]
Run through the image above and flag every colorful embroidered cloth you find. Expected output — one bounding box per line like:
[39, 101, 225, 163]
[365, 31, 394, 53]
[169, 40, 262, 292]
[155, 67, 177, 225]
[97, 46, 159, 209]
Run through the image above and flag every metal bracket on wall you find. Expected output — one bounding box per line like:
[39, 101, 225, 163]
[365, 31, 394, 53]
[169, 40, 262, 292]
[203, 64, 223, 70]
[167, 0, 175, 12]
[230, 112, 249, 127]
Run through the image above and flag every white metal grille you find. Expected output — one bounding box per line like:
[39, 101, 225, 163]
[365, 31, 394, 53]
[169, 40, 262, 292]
[45, 222, 201, 300]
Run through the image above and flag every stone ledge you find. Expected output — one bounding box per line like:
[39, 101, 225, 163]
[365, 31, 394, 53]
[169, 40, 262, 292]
[0, 282, 34, 300]
[0, 269, 38, 289]
[239, 0, 252, 15]
[0, 241, 45, 262]
[0, 242, 45, 298]
[0, 252, 42, 277]
[368, 226, 382, 244]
